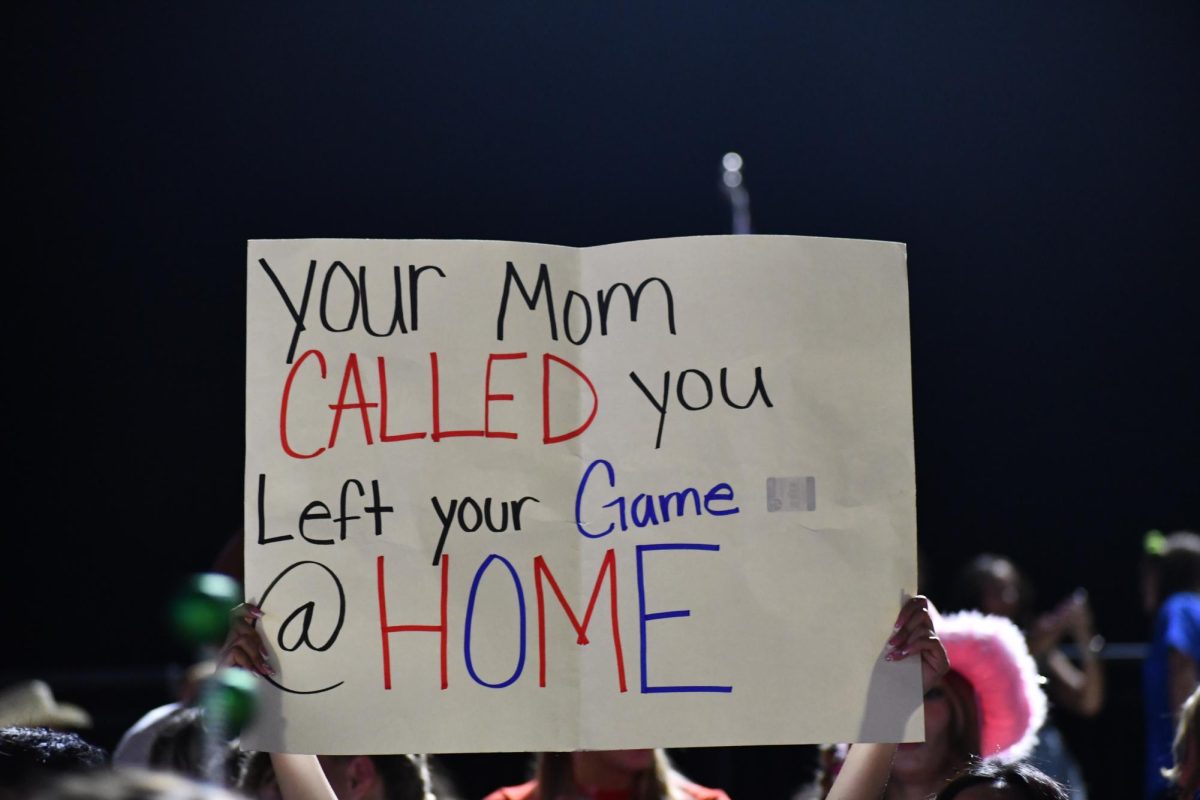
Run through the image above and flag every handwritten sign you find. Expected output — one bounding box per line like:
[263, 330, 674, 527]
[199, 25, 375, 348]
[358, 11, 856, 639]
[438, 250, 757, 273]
[243, 236, 922, 754]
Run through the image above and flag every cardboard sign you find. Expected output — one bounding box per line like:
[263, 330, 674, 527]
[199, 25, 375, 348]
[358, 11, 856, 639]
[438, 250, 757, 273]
[243, 235, 922, 754]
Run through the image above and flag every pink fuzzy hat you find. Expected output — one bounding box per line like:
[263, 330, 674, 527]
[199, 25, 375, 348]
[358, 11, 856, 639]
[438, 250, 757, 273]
[937, 610, 1047, 762]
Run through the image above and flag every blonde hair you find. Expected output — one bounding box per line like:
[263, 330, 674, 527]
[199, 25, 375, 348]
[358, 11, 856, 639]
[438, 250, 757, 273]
[1163, 686, 1200, 788]
[533, 750, 685, 800]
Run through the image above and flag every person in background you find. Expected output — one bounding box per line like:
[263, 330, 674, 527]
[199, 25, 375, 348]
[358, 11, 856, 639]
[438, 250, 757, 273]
[954, 554, 1104, 719]
[114, 530, 240, 770]
[113, 660, 218, 768]
[1144, 531, 1200, 799]
[144, 706, 245, 786]
[483, 749, 727, 800]
[953, 554, 1101, 798]
[239, 751, 435, 800]
[932, 761, 1069, 800]
[815, 610, 1047, 800]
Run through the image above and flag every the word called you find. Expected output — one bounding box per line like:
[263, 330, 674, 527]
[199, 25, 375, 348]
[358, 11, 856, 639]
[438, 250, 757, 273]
[279, 350, 598, 459]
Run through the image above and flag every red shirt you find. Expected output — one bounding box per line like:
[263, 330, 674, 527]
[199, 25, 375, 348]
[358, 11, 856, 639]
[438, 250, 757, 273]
[484, 778, 731, 800]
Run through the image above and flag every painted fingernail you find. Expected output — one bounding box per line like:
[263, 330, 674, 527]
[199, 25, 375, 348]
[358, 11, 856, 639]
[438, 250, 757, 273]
[249, 606, 264, 618]
[885, 652, 895, 661]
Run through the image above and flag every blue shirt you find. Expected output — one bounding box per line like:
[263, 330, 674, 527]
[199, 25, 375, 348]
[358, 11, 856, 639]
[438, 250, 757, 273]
[1145, 592, 1200, 799]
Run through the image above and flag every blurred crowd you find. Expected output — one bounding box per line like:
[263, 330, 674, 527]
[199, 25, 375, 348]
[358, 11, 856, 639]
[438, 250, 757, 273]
[4, 530, 1199, 800]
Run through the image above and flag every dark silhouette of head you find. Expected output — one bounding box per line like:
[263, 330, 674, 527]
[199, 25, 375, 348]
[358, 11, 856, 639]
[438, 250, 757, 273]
[1142, 531, 1200, 613]
[0, 727, 107, 800]
[937, 760, 1068, 800]
[147, 706, 243, 786]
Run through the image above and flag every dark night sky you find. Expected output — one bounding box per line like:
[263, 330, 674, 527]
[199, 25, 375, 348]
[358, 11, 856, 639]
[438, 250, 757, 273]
[6, 3, 1198, 795]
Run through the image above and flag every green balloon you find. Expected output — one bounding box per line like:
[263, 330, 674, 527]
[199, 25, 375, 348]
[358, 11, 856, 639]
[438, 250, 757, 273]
[203, 667, 260, 734]
[169, 573, 242, 646]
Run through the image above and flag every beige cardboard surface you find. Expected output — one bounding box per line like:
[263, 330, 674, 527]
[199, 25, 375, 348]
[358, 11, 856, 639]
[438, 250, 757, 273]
[242, 235, 921, 754]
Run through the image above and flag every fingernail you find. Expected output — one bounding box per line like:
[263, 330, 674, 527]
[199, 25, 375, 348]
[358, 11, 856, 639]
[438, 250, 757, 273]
[249, 606, 264, 618]
[885, 652, 895, 661]
[898, 649, 908, 658]
[260, 649, 271, 661]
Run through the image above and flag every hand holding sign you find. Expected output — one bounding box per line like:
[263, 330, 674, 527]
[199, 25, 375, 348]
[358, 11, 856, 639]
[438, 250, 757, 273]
[243, 235, 919, 754]
[218, 603, 271, 677]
